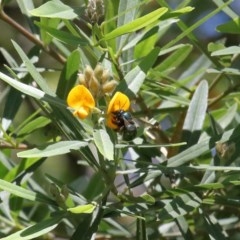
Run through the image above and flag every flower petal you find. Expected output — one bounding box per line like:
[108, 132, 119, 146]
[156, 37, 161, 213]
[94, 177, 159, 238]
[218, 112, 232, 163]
[106, 114, 118, 129]
[67, 85, 95, 119]
[107, 92, 130, 114]
[106, 92, 130, 129]
[73, 107, 89, 119]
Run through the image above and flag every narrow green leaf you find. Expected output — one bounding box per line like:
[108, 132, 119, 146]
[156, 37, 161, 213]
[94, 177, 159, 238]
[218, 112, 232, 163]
[0, 179, 54, 205]
[12, 41, 54, 95]
[34, 22, 88, 46]
[158, 192, 201, 221]
[2, 87, 22, 121]
[184, 81, 209, 130]
[40, 18, 60, 45]
[103, 7, 168, 41]
[71, 206, 102, 240]
[0, 179, 36, 201]
[0, 72, 45, 99]
[0, 48, 18, 67]
[56, 49, 81, 99]
[200, 210, 228, 240]
[17, 141, 88, 158]
[117, 0, 138, 49]
[167, 139, 210, 167]
[117, 47, 160, 97]
[175, 216, 194, 240]
[93, 130, 114, 160]
[182, 80, 208, 147]
[168, 124, 240, 167]
[68, 203, 96, 214]
[211, 46, 240, 56]
[166, 6, 194, 16]
[207, 67, 240, 75]
[195, 182, 224, 190]
[216, 17, 240, 34]
[1, 213, 64, 240]
[30, 0, 78, 19]
[17, 116, 51, 137]
[136, 215, 147, 240]
[155, 44, 193, 73]
[119, 193, 155, 204]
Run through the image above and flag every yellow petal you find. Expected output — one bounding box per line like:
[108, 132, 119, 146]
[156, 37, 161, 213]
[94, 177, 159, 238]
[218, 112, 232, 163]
[106, 114, 118, 129]
[73, 107, 89, 119]
[67, 85, 95, 119]
[106, 92, 130, 129]
[107, 92, 130, 114]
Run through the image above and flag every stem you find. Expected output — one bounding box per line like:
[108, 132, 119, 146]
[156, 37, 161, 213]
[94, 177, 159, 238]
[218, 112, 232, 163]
[0, 141, 29, 150]
[0, 9, 65, 64]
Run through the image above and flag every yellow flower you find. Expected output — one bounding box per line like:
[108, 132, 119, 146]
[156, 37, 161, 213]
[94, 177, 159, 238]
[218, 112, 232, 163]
[67, 85, 95, 119]
[106, 92, 130, 129]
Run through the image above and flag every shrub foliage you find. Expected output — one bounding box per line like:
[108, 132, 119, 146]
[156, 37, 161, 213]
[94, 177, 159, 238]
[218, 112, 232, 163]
[0, 0, 240, 239]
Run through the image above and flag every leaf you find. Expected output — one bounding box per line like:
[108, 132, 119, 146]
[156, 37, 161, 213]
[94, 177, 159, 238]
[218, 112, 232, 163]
[116, 0, 138, 50]
[168, 139, 210, 167]
[34, 22, 88, 46]
[0, 179, 54, 204]
[165, 6, 194, 16]
[93, 130, 114, 160]
[211, 46, 240, 56]
[0, 72, 45, 99]
[200, 209, 228, 240]
[30, 0, 78, 19]
[216, 17, 240, 34]
[17, 141, 88, 158]
[207, 67, 240, 75]
[120, 193, 155, 204]
[182, 80, 208, 148]
[155, 44, 193, 73]
[175, 216, 194, 239]
[1, 213, 64, 240]
[56, 49, 81, 99]
[68, 203, 96, 214]
[133, 19, 178, 59]
[158, 192, 202, 221]
[40, 18, 60, 45]
[71, 206, 102, 240]
[12, 41, 54, 95]
[17, 116, 51, 137]
[103, 7, 168, 41]
[168, 124, 240, 167]
[2, 87, 23, 120]
[117, 47, 160, 97]
[136, 216, 148, 240]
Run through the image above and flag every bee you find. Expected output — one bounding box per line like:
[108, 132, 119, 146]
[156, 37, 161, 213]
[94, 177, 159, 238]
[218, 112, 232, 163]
[112, 110, 137, 141]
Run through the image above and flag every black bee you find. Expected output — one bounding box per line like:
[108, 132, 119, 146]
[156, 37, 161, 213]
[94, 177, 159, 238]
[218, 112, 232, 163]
[112, 110, 137, 141]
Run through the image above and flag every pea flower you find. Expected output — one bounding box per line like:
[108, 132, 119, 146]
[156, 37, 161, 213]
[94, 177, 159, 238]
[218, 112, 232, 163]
[106, 92, 130, 129]
[67, 85, 95, 119]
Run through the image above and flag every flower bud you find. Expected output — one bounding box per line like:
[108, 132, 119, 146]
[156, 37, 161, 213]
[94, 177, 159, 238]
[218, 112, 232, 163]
[94, 64, 104, 79]
[102, 80, 118, 94]
[84, 65, 94, 83]
[78, 73, 87, 86]
[89, 76, 100, 97]
[101, 69, 110, 83]
[86, 0, 104, 24]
